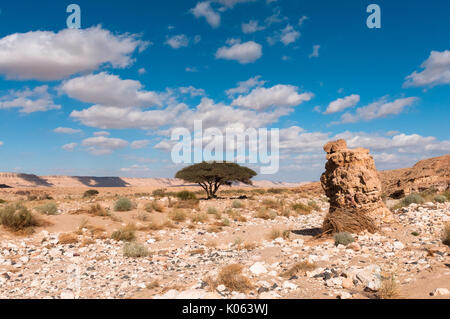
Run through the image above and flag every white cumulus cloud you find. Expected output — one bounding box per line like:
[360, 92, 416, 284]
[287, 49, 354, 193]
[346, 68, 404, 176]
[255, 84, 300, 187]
[191, 2, 221, 28]
[216, 40, 262, 64]
[0, 26, 148, 81]
[0, 85, 61, 113]
[54, 127, 82, 134]
[325, 94, 360, 114]
[60, 72, 163, 108]
[232, 85, 313, 110]
[81, 136, 129, 155]
[404, 50, 450, 88]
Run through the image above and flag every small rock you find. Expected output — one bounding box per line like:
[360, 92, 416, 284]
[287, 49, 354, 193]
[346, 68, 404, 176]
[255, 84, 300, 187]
[431, 288, 450, 296]
[250, 262, 267, 275]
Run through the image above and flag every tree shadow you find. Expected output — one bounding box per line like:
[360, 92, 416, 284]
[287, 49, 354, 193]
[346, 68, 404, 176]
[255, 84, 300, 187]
[0, 184, 12, 188]
[292, 227, 323, 237]
[18, 173, 53, 187]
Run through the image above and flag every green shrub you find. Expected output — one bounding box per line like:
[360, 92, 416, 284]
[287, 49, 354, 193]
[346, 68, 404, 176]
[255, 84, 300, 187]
[292, 202, 312, 214]
[123, 242, 149, 258]
[334, 232, 355, 246]
[0, 203, 37, 230]
[176, 190, 197, 201]
[152, 189, 167, 197]
[36, 202, 58, 215]
[442, 191, 450, 201]
[83, 189, 99, 198]
[191, 212, 208, 223]
[114, 197, 133, 212]
[169, 209, 187, 222]
[267, 188, 283, 194]
[402, 194, 425, 206]
[232, 200, 243, 209]
[0, 199, 6, 204]
[307, 200, 320, 211]
[207, 207, 218, 215]
[434, 195, 447, 203]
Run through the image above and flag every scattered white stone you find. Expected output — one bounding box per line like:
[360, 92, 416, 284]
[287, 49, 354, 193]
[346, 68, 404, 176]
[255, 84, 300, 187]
[250, 262, 268, 275]
[431, 288, 450, 296]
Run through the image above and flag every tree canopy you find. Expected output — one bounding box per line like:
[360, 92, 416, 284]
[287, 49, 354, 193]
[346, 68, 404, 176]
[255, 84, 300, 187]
[175, 162, 257, 199]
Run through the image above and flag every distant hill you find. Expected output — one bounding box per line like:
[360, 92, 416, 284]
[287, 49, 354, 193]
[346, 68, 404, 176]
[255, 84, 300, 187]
[0, 172, 304, 189]
[294, 154, 450, 198]
[378, 154, 450, 198]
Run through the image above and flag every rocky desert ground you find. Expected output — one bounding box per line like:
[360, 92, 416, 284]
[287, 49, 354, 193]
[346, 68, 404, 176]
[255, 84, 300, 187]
[0, 150, 449, 300]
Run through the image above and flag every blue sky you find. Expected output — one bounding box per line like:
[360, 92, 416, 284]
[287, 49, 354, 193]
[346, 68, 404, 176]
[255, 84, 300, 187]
[0, 0, 449, 182]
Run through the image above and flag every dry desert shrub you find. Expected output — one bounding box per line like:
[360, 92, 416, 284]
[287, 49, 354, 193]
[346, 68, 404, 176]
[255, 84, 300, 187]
[58, 233, 79, 245]
[226, 209, 247, 222]
[322, 208, 377, 234]
[145, 200, 165, 213]
[174, 199, 199, 210]
[111, 224, 136, 242]
[0, 203, 38, 231]
[207, 225, 223, 233]
[123, 242, 149, 258]
[191, 212, 208, 223]
[83, 189, 99, 198]
[291, 202, 312, 215]
[280, 261, 318, 278]
[231, 200, 244, 209]
[87, 204, 109, 216]
[176, 190, 197, 201]
[254, 208, 277, 220]
[169, 209, 187, 222]
[212, 264, 253, 293]
[377, 274, 400, 299]
[36, 202, 58, 215]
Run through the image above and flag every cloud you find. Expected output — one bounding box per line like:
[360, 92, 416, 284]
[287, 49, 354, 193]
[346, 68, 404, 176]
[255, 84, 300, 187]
[298, 16, 309, 26]
[242, 20, 266, 33]
[54, 127, 82, 134]
[0, 26, 148, 81]
[60, 72, 163, 108]
[324, 94, 360, 114]
[62, 143, 77, 152]
[130, 140, 151, 149]
[309, 45, 320, 58]
[0, 141, 3, 147]
[339, 96, 418, 123]
[179, 86, 206, 97]
[71, 104, 186, 130]
[280, 25, 300, 46]
[190, 2, 221, 28]
[232, 85, 313, 110]
[0, 85, 61, 113]
[120, 164, 150, 173]
[93, 131, 110, 137]
[185, 67, 198, 72]
[81, 136, 129, 155]
[404, 50, 450, 88]
[216, 40, 262, 64]
[165, 34, 190, 49]
[138, 68, 147, 75]
[216, 0, 255, 9]
[226, 75, 266, 97]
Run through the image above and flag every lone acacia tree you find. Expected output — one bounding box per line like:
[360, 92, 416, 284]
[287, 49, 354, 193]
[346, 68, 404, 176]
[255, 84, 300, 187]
[175, 162, 257, 199]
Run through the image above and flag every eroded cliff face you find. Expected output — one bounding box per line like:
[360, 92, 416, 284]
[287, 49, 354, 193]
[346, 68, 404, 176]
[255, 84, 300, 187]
[320, 139, 391, 233]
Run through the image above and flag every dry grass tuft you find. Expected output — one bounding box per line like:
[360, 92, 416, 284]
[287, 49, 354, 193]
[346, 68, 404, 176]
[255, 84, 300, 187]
[280, 261, 318, 278]
[58, 233, 79, 245]
[322, 208, 377, 234]
[123, 242, 149, 258]
[216, 264, 253, 293]
[169, 209, 187, 222]
[377, 274, 400, 299]
[111, 224, 136, 242]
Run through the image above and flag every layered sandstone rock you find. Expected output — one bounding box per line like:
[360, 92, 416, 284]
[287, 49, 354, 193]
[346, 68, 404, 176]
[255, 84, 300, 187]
[320, 139, 391, 233]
